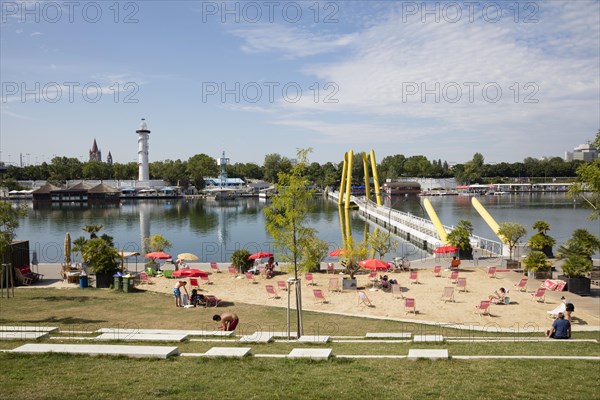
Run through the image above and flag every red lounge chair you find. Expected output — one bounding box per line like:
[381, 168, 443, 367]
[433, 265, 442, 277]
[277, 280, 288, 291]
[305, 273, 316, 286]
[409, 271, 419, 284]
[456, 277, 467, 292]
[210, 262, 221, 273]
[265, 285, 280, 299]
[531, 287, 546, 302]
[404, 298, 416, 314]
[200, 274, 213, 285]
[514, 278, 528, 292]
[448, 270, 459, 284]
[487, 266, 497, 278]
[244, 272, 257, 284]
[368, 271, 378, 289]
[204, 295, 221, 307]
[228, 266, 238, 278]
[189, 278, 200, 290]
[313, 289, 328, 304]
[475, 300, 491, 316]
[138, 272, 150, 285]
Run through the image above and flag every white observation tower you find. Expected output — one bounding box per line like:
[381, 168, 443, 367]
[136, 118, 150, 181]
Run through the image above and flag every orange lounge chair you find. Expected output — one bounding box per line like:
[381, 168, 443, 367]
[305, 273, 316, 286]
[358, 290, 374, 307]
[514, 278, 528, 292]
[531, 287, 546, 302]
[433, 265, 442, 277]
[475, 300, 491, 316]
[441, 287, 455, 303]
[328, 278, 341, 293]
[265, 285, 280, 299]
[277, 280, 288, 291]
[404, 298, 416, 314]
[313, 289, 328, 304]
[210, 262, 221, 273]
[391, 283, 403, 299]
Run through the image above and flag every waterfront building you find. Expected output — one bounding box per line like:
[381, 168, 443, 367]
[564, 142, 598, 162]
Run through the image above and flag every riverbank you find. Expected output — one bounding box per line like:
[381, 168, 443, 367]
[25, 258, 600, 332]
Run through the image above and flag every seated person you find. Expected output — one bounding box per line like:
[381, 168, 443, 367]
[488, 287, 507, 304]
[545, 312, 571, 339]
[190, 289, 205, 307]
[264, 257, 276, 279]
[450, 256, 461, 270]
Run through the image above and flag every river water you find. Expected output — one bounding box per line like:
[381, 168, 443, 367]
[13, 193, 599, 263]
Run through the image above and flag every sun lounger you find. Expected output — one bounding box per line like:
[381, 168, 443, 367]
[409, 271, 419, 284]
[404, 298, 416, 314]
[210, 262, 221, 273]
[448, 270, 459, 284]
[432, 265, 442, 277]
[305, 273, 316, 286]
[358, 290, 374, 307]
[265, 285, 280, 299]
[228, 266, 238, 278]
[530, 287, 546, 302]
[475, 300, 491, 316]
[391, 284, 403, 299]
[277, 280, 288, 291]
[487, 266, 497, 278]
[456, 277, 467, 292]
[313, 289, 328, 304]
[514, 278, 528, 292]
[328, 278, 341, 293]
[441, 287, 455, 303]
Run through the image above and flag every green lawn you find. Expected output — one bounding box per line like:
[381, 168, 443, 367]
[0, 288, 598, 400]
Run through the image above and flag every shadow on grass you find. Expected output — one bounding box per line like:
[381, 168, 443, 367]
[16, 316, 107, 324]
[30, 296, 107, 302]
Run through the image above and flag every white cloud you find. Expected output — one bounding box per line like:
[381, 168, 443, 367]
[30, 31, 42, 37]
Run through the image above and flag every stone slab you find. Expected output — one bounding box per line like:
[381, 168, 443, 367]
[97, 328, 233, 337]
[0, 326, 58, 332]
[239, 333, 274, 343]
[366, 332, 412, 339]
[288, 348, 332, 360]
[203, 347, 252, 357]
[268, 331, 298, 338]
[297, 335, 330, 343]
[407, 349, 449, 360]
[413, 335, 444, 343]
[95, 333, 188, 342]
[0, 332, 49, 340]
[11, 343, 179, 359]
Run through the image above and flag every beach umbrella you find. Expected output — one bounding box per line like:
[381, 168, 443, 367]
[329, 249, 345, 257]
[177, 253, 199, 262]
[432, 246, 458, 254]
[359, 259, 391, 271]
[248, 252, 273, 260]
[172, 268, 207, 278]
[64, 232, 72, 266]
[144, 251, 171, 260]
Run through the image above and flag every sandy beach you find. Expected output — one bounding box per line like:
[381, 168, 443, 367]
[28, 257, 600, 333]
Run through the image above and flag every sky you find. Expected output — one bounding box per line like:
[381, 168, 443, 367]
[1, 0, 599, 167]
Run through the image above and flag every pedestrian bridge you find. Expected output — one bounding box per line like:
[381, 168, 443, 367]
[326, 191, 502, 256]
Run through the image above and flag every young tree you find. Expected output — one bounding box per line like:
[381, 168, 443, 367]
[0, 201, 27, 264]
[367, 228, 398, 260]
[341, 237, 369, 279]
[447, 220, 473, 258]
[568, 153, 600, 220]
[497, 222, 527, 261]
[264, 148, 314, 337]
[528, 220, 556, 257]
[143, 234, 173, 253]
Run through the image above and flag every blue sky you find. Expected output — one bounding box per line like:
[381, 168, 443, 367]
[1, 1, 599, 166]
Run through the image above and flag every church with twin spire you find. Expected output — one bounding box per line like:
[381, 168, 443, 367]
[89, 139, 112, 164]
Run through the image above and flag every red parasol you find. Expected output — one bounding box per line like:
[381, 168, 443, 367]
[329, 249, 346, 257]
[359, 259, 391, 271]
[432, 246, 458, 254]
[172, 268, 208, 278]
[144, 251, 171, 260]
[248, 252, 273, 260]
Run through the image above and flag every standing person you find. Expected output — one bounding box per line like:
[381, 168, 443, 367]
[213, 312, 239, 331]
[173, 280, 188, 307]
[545, 312, 571, 339]
[472, 248, 480, 266]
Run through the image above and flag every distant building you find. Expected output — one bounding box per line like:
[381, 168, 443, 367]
[89, 139, 102, 162]
[136, 118, 150, 181]
[565, 142, 598, 162]
[106, 151, 113, 165]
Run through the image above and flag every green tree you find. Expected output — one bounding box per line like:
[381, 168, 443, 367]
[522, 250, 552, 273]
[264, 148, 315, 337]
[300, 234, 329, 272]
[528, 220, 556, 257]
[82, 237, 119, 274]
[187, 154, 219, 189]
[341, 237, 369, 279]
[263, 153, 292, 183]
[143, 234, 173, 253]
[446, 220, 473, 258]
[367, 229, 398, 260]
[497, 222, 527, 261]
[83, 224, 103, 239]
[0, 201, 27, 264]
[231, 249, 253, 273]
[568, 133, 600, 220]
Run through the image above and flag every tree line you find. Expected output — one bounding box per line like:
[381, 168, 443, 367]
[0, 150, 589, 189]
